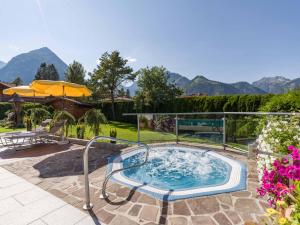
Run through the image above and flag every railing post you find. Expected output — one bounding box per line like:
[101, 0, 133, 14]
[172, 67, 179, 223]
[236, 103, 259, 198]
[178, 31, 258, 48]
[223, 115, 226, 150]
[175, 114, 178, 144]
[137, 114, 140, 144]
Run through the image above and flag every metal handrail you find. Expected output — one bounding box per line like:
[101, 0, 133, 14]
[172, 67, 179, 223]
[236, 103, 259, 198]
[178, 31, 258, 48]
[82, 136, 150, 210]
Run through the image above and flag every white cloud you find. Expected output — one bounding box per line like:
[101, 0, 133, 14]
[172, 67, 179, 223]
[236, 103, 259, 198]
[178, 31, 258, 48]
[126, 57, 137, 63]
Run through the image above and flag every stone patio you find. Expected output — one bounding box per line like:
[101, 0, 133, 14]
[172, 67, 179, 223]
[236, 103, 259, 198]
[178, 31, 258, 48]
[0, 142, 270, 225]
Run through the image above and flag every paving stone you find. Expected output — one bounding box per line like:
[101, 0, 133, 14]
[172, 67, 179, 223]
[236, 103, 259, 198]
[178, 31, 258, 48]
[94, 209, 116, 224]
[72, 187, 97, 199]
[217, 194, 232, 206]
[221, 204, 230, 210]
[0, 176, 23, 188]
[259, 200, 269, 211]
[225, 210, 242, 224]
[14, 188, 49, 205]
[168, 217, 188, 225]
[0, 195, 66, 225]
[191, 216, 216, 225]
[0, 197, 23, 216]
[63, 195, 82, 206]
[173, 201, 191, 215]
[116, 186, 131, 198]
[139, 205, 159, 222]
[128, 204, 142, 217]
[234, 198, 262, 213]
[28, 219, 47, 225]
[138, 194, 157, 205]
[239, 212, 255, 223]
[160, 204, 173, 216]
[108, 202, 132, 213]
[130, 191, 141, 202]
[42, 204, 87, 225]
[231, 191, 251, 197]
[48, 189, 68, 198]
[0, 181, 34, 200]
[110, 215, 139, 225]
[144, 222, 159, 225]
[213, 212, 233, 225]
[187, 197, 219, 215]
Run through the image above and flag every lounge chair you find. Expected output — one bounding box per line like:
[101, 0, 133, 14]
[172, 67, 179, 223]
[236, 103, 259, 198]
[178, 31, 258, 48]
[0, 121, 65, 150]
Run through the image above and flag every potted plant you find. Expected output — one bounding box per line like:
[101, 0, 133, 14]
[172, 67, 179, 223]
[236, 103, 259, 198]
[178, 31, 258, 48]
[109, 128, 117, 144]
[76, 124, 85, 139]
[23, 114, 32, 131]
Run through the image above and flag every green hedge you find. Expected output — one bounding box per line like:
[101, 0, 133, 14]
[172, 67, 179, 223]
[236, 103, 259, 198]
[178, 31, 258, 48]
[95, 94, 274, 123]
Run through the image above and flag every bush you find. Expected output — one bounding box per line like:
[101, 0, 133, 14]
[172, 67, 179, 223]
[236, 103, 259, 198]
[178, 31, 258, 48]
[0, 103, 12, 120]
[260, 90, 300, 112]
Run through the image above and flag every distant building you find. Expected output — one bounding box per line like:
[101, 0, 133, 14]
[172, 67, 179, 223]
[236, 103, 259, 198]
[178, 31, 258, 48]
[46, 97, 92, 119]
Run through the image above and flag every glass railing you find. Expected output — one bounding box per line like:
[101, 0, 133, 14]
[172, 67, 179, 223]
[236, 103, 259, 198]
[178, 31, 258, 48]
[123, 112, 300, 153]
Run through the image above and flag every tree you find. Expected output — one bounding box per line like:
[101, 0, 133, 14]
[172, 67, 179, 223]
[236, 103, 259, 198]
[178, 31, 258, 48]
[65, 61, 86, 84]
[12, 76, 23, 86]
[134, 66, 183, 111]
[35, 63, 60, 80]
[90, 51, 135, 119]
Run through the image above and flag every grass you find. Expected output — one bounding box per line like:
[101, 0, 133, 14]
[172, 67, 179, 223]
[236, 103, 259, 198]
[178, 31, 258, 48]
[0, 127, 25, 133]
[0, 121, 247, 150]
[68, 121, 226, 146]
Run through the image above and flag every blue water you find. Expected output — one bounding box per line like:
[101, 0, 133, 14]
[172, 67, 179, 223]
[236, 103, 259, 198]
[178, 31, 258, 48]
[123, 147, 231, 191]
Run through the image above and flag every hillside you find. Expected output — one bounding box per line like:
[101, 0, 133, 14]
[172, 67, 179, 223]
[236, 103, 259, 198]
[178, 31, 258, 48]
[184, 76, 241, 95]
[0, 61, 6, 69]
[0, 47, 67, 84]
[252, 76, 291, 94]
[127, 73, 267, 96]
[231, 82, 266, 94]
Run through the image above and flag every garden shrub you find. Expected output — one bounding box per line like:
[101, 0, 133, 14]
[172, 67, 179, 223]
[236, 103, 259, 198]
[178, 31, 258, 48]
[0, 103, 12, 120]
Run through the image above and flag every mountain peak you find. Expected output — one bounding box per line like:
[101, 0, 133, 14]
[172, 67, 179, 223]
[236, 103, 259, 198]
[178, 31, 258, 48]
[0, 47, 67, 84]
[193, 75, 209, 81]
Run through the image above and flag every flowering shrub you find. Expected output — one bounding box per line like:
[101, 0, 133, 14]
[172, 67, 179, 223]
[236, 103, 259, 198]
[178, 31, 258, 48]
[257, 116, 300, 180]
[257, 146, 300, 205]
[257, 146, 300, 224]
[264, 181, 300, 225]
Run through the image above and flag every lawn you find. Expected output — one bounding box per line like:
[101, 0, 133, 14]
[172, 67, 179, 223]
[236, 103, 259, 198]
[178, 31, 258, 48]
[0, 121, 245, 149]
[68, 121, 224, 146]
[0, 127, 25, 133]
[68, 121, 176, 143]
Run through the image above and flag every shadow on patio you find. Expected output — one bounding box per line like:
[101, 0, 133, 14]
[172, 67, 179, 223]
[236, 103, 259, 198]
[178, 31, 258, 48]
[33, 146, 121, 178]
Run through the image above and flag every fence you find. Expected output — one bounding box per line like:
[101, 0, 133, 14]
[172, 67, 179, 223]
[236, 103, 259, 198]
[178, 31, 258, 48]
[123, 112, 300, 152]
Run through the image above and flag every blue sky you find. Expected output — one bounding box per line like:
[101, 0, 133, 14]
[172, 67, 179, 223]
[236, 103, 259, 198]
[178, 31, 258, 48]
[1, 0, 300, 82]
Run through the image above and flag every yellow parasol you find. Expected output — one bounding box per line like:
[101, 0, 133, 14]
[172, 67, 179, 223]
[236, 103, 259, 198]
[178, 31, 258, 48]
[30, 80, 92, 97]
[3, 86, 49, 97]
[30, 80, 92, 144]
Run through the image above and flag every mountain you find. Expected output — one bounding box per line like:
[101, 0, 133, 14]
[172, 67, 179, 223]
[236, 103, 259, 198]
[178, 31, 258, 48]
[0, 61, 6, 69]
[127, 73, 267, 96]
[185, 75, 242, 95]
[252, 76, 291, 94]
[231, 82, 266, 94]
[166, 72, 190, 89]
[0, 47, 67, 84]
[127, 81, 138, 96]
